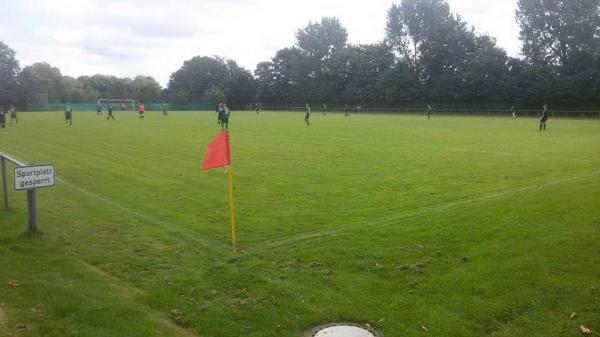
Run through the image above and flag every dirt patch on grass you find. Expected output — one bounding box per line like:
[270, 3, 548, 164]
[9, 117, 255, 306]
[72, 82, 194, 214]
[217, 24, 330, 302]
[0, 306, 11, 337]
[0, 306, 6, 327]
[76, 258, 144, 298]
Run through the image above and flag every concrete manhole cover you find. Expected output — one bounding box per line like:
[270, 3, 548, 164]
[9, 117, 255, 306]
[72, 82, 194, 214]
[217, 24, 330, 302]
[307, 323, 381, 337]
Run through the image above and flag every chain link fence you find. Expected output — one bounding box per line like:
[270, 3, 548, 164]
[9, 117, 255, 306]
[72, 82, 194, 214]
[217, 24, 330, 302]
[259, 106, 600, 119]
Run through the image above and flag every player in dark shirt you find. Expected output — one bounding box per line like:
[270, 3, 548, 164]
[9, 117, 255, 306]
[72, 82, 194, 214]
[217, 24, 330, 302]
[0, 109, 6, 129]
[216, 102, 223, 126]
[304, 103, 311, 126]
[9, 106, 17, 124]
[65, 103, 73, 126]
[221, 104, 230, 130]
[539, 105, 549, 131]
[107, 104, 115, 120]
[96, 103, 101, 116]
[344, 104, 350, 117]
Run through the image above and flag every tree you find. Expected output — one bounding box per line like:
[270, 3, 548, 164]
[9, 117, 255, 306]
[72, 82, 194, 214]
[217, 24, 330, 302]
[132, 76, 162, 102]
[296, 17, 348, 61]
[168, 56, 228, 103]
[381, 59, 423, 103]
[295, 17, 349, 101]
[204, 86, 226, 103]
[168, 56, 254, 103]
[61, 76, 96, 103]
[0, 41, 21, 107]
[386, 0, 510, 102]
[337, 43, 396, 103]
[224, 60, 257, 104]
[517, 0, 600, 74]
[255, 61, 278, 102]
[20, 62, 64, 103]
[262, 47, 313, 103]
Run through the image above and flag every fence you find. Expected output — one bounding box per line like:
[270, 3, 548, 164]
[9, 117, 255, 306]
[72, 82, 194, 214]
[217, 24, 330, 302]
[260, 106, 600, 119]
[27, 103, 215, 112]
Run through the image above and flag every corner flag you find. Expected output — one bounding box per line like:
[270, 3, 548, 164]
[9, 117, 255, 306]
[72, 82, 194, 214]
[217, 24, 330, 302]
[202, 131, 237, 254]
[202, 131, 231, 170]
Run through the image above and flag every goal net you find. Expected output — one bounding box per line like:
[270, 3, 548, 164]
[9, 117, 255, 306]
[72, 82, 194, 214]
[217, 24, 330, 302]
[97, 99, 135, 112]
[245, 103, 264, 111]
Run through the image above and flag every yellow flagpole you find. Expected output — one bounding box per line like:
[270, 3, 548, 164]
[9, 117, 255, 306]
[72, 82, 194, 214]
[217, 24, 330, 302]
[227, 166, 237, 254]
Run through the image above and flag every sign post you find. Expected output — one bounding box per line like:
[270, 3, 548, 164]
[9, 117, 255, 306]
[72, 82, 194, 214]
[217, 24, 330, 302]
[1, 157, 7, 209]
[28, 189, 36, 232]
[1, 153, 55, 232]
[13, 164, 55, 232]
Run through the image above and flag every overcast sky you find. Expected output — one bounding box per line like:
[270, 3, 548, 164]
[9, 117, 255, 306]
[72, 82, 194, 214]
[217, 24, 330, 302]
[0, 0, 520, 87]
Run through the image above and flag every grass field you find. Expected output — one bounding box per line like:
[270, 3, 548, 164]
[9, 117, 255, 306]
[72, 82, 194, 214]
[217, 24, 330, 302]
[0, 111, 599, 337]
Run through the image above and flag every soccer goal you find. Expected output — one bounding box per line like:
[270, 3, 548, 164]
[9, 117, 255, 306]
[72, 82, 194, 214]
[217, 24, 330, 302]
[246, 103, 264, 111]
[97, 99, 135, 112]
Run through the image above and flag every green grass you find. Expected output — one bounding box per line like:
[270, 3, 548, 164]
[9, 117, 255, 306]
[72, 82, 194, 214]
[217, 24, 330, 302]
[0, 111, 599, 337]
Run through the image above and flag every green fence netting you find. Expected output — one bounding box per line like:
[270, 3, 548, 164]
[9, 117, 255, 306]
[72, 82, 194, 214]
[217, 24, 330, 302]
[27, 103, 214, 111]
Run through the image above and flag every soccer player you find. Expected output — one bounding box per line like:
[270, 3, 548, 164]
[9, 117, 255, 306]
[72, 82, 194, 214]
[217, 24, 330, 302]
[304, 103, 311, 126]
[137, 103, 145, 119]
[9, 105, 17, 124]
[0, 109, 6, 129]
[427, 104, 432, 120]
[96, 103, 101, 116]
[344, 104, 350, 117]
[107, 103, 115, 120]
[539, 105, 549, 131]
[120, 103, 125, 111]
[511, 106, 516, 118]
[256, 104, 260, 115]
[322, 103, 327, 116]
[64, 103, 73, 126]
[216, 102, 223, 126]
[162, 103, 168, 116]
[221, 104, 230, 130]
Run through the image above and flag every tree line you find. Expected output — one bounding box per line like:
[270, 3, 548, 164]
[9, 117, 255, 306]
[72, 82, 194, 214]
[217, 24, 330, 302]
[1, 0, 598, 109]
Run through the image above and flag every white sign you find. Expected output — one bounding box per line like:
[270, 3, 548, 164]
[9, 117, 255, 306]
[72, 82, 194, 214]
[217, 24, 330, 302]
[14, 164, 56, 191]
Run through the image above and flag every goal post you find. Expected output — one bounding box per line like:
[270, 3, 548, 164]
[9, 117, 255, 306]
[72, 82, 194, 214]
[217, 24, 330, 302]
[246, 103, 264, 111]
[97, 99, 135, 112]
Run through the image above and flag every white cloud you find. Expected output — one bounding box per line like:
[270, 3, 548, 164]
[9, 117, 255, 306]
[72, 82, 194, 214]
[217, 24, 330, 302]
[0, 0, 522, 87]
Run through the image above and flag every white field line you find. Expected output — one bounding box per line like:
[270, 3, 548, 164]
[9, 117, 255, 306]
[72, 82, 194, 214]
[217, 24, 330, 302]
[56, 177, 228, 252]
[450, 148, 517, 156]
[246, 171, 600, 254]
[449, 148, 592, 165]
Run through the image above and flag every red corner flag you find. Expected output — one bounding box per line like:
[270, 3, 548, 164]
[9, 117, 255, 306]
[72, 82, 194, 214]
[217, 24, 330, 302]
[202, 131, 231, 170]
